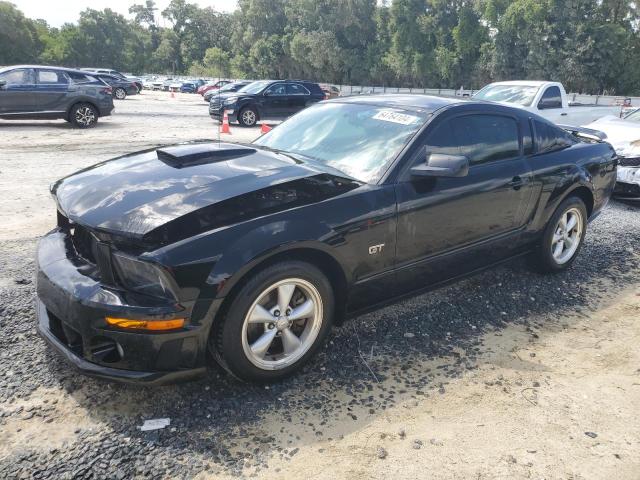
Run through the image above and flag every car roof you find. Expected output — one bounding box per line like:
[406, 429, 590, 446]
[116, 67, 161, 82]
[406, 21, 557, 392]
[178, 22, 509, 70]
[329, 94, 472, 113]
[0, 65, 99, 75]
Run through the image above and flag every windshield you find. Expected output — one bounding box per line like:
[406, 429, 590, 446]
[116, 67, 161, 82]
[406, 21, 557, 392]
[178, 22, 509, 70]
[254, 102, 428, 183]
[238, 81, 270, 94]
[219, 82, 243, 93]
[624, 109, 640, 122]
[474, 84, 541, 106]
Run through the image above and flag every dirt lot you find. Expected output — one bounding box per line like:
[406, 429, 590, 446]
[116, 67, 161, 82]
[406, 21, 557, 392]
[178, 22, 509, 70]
[0, 91, 639, 479]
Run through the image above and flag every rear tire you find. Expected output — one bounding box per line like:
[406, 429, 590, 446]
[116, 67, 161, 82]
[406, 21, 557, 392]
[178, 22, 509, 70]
[69, 103, 98, 129]
[238, 106, 258, 127]
[530, 196, 587, 273]
[211, 261, 334, 383]
[114, 88, 126, 100]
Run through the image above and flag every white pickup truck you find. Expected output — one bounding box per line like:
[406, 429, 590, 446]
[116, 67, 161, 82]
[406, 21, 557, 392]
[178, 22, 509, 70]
[473, 81, 622, 126]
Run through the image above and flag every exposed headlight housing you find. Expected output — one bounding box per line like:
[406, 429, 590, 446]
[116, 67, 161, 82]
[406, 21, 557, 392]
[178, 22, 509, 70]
[112, 253, 178, 300]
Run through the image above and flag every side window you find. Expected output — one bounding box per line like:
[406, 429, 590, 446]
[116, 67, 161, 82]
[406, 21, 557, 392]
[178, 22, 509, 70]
[37, 70, 69, 85]
[98, 75, 114, 85]
[0, 68, 34, 85]
[265, 83, 286, 96]
[425, 114, 520, 165]
[287, 83, 310, 95]
[537, 86, 562, 110]
[67, 71, 94, 84]
[533, 119, 575, 154]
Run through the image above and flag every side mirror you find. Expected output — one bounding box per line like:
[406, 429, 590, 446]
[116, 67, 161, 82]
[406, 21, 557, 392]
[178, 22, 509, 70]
[538, 99, 561, 110]
[411, 152, 470, 178]
[263, 90, 271, 96]
[0, 80, 6, 89]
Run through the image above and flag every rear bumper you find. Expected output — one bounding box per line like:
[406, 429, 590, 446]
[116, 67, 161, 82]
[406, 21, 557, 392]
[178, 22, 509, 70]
[97, 98, 114, 117]
[35, 228, 218, 385]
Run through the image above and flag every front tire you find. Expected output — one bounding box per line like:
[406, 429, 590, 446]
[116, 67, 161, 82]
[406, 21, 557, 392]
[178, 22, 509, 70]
[238, 106, 258, 127]
[211, 261, 334, 383]
[531, 196, 587, 273]
[114, 88, 126, 100]
[69, 103, 98, 129]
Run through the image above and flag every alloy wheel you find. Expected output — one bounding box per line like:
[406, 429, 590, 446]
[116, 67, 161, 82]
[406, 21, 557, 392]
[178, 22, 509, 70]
[551, 207, 583, 264]
[242, 109, 256, 126]
[75, 107, 96, 127]
[241, 278, 323, 370]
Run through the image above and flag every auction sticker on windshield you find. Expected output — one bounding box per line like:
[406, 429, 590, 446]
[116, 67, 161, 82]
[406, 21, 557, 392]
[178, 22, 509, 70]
[373, 110, 421, 125]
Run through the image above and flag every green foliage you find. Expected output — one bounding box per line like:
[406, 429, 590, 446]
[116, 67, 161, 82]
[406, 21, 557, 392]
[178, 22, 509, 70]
[3, 0, 640, 94]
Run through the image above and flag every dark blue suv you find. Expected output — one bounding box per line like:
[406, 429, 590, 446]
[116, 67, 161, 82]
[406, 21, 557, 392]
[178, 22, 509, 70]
[209, 80, 325, 126]
[0, 65, 114, 128]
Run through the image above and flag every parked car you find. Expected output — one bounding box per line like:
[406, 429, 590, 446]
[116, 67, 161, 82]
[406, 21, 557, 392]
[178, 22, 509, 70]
[142, 77, 155, 90]
[209, 79, 325, 126]
[162, 78, 175, 91]
[180, 82, 198, 93]
[319, 83, 340, 99]
[168, 81, 183, 92]
[35, 95, 616, 384]
[203, 80, 252, 103]
[82, 68, 142, 92]
[584, 110, 640, 199]
[0, 65, 114, 128]
[197, 79, 232, 96]
[473, 81, 623, 126]
[151, 79, 164, 91]
[94, 74, 138, 100]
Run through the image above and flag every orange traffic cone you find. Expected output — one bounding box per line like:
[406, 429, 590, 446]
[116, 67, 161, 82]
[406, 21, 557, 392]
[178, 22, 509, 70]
[220, 110, 231, 134]
[170, 91, 175, 98]
[260, 123, 272, 134]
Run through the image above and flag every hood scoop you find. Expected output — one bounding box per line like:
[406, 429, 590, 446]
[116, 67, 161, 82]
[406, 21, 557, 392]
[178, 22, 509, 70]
[156, 143, 256, 168]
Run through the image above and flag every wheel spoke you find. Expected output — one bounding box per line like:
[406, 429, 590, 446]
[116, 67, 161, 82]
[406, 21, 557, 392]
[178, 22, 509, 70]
[558, 213, 567, 231]
[248, 304, 274, 324]
[552, 231, 563, 243]
[564, 236, 575, 250]
[277, 284, 295, 313]
[553, 241, 564, 258]
[281, 328, 302, 355]
[565, 214, 577, 232]
[250, 329, 277, 358]
[288, 299, 314, 321]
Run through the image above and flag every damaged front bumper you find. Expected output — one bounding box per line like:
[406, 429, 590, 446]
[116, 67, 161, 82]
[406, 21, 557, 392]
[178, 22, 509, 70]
[35, 228, 218, 385]
[614, 157, 640, 199]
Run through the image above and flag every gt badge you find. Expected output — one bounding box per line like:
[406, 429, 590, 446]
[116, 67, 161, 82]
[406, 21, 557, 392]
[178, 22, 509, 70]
[368, 244, 385, 255]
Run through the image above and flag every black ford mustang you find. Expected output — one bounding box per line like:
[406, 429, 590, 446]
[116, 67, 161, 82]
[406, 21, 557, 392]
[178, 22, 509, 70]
[36, 95, 617, 384]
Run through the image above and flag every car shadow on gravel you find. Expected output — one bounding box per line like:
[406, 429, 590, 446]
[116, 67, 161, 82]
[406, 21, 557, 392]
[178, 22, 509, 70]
[0, 120, 121, 130]
[2, 201, 638, 477]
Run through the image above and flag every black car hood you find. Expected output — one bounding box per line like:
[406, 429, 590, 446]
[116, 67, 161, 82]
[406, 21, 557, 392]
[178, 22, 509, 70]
[52, 142, 360, 244]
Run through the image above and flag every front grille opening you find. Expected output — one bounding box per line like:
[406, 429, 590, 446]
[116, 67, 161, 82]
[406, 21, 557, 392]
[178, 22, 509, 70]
[90, 336, 123, 364]
[48, 310, 83, 356]
[71, 225, 98, 263]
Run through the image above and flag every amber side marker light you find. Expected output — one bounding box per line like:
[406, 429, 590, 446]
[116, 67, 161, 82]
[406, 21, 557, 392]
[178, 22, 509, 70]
[105, 317, 185, 331]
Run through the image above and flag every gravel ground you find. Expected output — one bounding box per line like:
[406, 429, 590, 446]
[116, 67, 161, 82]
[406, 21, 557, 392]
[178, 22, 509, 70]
[0, 92, 639, 479]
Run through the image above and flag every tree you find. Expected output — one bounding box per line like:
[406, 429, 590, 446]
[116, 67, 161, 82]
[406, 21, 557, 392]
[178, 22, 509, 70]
[0, 1, 42, 64]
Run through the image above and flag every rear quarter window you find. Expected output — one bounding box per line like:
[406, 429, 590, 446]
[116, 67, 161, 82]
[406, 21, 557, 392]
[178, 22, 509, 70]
[533, 119, 576, 154]
[304, 83, 324, 95]
[67, 71, 96, 84]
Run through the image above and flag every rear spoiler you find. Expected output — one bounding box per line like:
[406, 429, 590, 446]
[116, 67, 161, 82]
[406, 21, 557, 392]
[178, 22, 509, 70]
[558, 124, 607, 142]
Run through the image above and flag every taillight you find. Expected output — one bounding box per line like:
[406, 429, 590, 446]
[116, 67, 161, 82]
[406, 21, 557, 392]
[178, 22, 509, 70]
[101, 86, 112, 95]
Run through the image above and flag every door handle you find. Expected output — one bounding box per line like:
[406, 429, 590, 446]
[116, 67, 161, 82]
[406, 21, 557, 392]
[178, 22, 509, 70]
[508, 176, 525, 190]
[561, 112, 568, 116]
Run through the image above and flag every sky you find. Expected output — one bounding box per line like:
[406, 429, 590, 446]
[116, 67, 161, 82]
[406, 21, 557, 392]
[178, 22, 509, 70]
[11, 0, 239, 27]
